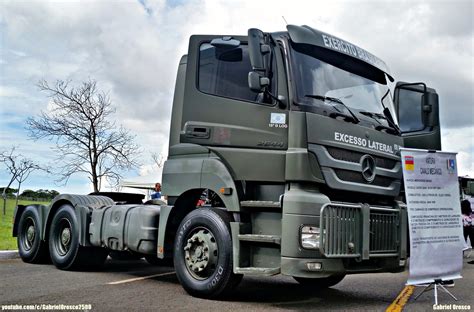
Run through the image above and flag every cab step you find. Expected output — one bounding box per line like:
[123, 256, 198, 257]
[234, 267, 280, 276]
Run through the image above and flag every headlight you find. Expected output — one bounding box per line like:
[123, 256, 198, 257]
[300, 225, 320, 249]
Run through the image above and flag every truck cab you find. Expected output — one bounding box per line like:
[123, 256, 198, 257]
[13, 25, 441, 299]
[163, 25, 440, 290]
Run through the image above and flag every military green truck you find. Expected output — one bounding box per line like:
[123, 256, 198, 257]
[13, 25, 442, 298]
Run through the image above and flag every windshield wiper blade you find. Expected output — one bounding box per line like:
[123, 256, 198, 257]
[359, 111, 384, 125]
[359, 111, 386, 120]
[305, 94, 360, 123]
[380, 90, 401, 134]
[358, 111, 399, 134]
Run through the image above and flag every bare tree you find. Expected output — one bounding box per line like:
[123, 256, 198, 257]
[1, 147, 44, 214]
[27, 79, 140, 192]
[151, 152, 164, 169]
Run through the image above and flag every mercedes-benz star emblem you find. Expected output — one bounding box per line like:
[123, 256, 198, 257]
[360, 155, 376, 183]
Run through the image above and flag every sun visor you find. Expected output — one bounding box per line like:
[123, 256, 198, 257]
[287, 25, 394, 82]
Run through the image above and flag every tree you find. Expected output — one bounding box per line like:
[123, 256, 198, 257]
[151, 152, 164, 169]
[1, 147, 44, 214]
[27, 80, 140, 192]
[0, 187, 17, 196]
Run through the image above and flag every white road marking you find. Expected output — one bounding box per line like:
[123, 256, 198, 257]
[107, 271, 175, 285]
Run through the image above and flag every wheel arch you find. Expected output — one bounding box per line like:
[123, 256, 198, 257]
[13, 204, 49, 239]
[162, 155, 241, 212]
[158, 188, 231, 259]
[44, 194, 114, 245]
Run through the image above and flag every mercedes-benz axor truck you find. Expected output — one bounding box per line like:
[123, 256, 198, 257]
[13, 25, 441, 298]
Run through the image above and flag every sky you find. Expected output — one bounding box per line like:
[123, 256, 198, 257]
[0, 0, 473, 194]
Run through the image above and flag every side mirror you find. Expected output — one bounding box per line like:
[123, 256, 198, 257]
[423, 92, 439, 127]
[248, 28, 269, 71]
[248, 71, 269, 92]
[394, 81, 441, 150]
[248, 28, 271, 93]
[394, 82, 440, 131]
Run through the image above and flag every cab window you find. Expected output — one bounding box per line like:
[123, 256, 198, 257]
[198, 43, 258, 102]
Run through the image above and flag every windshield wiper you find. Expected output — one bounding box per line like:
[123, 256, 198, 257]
[379, 90, 401, 134]
[359, 111, 385, 126]
[360, 111, 399, 134]
[359, 111, 386, 120]
[305, 94, 360, 124]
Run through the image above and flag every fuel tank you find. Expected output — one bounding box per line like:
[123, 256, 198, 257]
[89, 204, 160, 255]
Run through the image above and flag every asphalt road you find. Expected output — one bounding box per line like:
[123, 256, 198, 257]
[1, 257, 473, 311]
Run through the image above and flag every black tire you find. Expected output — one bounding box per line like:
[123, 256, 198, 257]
[49, 204, 108, 270]
[173, 208, 242, 298]
[293, 274, 345, 289]
[17, 206, 49, 263]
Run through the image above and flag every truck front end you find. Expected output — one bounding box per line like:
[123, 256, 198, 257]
[277, 25, 407, 279]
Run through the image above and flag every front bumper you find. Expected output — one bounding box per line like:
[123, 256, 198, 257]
[281, 187, 408, 278]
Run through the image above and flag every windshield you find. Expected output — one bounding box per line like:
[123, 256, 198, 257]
[290, 44, 398, 127]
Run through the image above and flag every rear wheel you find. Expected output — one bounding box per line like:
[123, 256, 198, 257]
[49, 204, 108, 270]
[17, 206, 49, 263]
[293, 274, 345, 289]
[173, 208, 242, 298]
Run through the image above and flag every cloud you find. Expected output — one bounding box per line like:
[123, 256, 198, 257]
[333, 0, 473, 130]
[0, 0, 472, 193]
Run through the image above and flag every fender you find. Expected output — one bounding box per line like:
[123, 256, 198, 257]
[163, 144, 240, 212]
[44, 194, 114, 246]
[12, 204, 48, 238]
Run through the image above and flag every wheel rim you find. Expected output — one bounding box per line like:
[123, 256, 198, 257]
[22, 217, 36, 251]
[183, 227, 218, 280]
[56, 218, 72, 256]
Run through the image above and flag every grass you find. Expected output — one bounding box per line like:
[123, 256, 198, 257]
[0, 198, 49, 250]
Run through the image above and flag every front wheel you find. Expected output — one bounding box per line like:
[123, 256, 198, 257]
[173, 208, 242, 298]
[293, 274, 346, 289]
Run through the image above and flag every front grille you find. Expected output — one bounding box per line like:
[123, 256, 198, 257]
[320, 204, 360, 257]
[370, 211, 399, 253]
[320, 203, 399, 258]
[334, 169, 394, 187]
[326, 146, 397, 169]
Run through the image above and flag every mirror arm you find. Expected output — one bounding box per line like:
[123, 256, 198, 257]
[264, 90, 286, 109]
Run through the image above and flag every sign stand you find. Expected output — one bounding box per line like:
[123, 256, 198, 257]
[413, 279, 458, 305]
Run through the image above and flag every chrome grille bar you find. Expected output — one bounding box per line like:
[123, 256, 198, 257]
[320, 203, 400, 258]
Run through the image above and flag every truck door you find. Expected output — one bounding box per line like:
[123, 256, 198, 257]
[180, 35, 288, 182]
[393, 82, 441, 150]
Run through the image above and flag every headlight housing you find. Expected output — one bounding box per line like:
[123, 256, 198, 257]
[300, 225, 320, 249]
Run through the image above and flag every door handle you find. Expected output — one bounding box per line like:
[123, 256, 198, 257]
[185, 126, 210, 139]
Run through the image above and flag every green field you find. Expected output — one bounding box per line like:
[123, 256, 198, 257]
[0, 199, 49, 250]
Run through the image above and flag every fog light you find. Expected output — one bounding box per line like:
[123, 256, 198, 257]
[301, 225, 320, 249]
[306, 262, 322, 271]
[399, 259, 407, 266]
